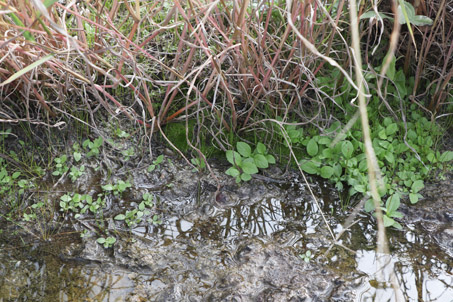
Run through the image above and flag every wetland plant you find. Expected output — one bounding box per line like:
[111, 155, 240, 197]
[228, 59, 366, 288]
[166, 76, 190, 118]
[225, 142, 276, 183]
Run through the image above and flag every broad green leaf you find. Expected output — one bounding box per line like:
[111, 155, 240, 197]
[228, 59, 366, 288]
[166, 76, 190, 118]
[385, 152, 395, 164]
[383, 215, 395, 227]
[256, 142, 267, 154]
[341, 141, 354, 159]
[237, 142, 252, 157]
[409, 193, 419, 204]
[299, 160, 318, 174]
[322, 148, 333, 159]
[254, 154, 268, 169]
[266, 154, 276, 164]
[225, 167, 240, 177]
[241, 161, 258, 175]
[354, 184, 366, 193]
[386, 123, 398, 136]
[427, 152, 436, 162]
[102, 184, 114, 191]
[411, 15, 433, 26]
[318, 137, 332, 145]
[386, 193, 400, 214]
[154, 155, 164, 164]
[411, 180, 424, 193]
[114, 214, 126, 220]
[383, 117, 393, 126]
[307, 139, 319, 156]
[333, 164, 342, 177]
[364, 198, 375, 212]
[241, 173, 252, 181]
[320, 166, 334, 179]
[12, 172, 21, 179]
[226, 150, 242, 165]
[398, 0, 416, 25]
[378, 129, 387, 140]
[360, 10, 393, 20]
[439, 151, 453, 162]
[96, 238, 106, 244]
[74, 152, 82, 162]
[105, 237, 116, 244]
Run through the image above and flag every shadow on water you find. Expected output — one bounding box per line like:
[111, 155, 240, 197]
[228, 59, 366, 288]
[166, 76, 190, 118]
[0, 167, 452, 301]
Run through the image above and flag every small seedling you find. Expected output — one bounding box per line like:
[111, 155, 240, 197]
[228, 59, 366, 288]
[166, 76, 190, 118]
[52, 155, 69, 176]
[72, 142, 82, 162]
[83, 137, 103, 157]
[115, 193, 156, 227]
[148, 155, 164, 172]
[114, 128, 130, 138]
[69, 165, 85, 182]
[300, 250, 313, 263]
[151, 214, 162, 225]
[96, 236, 116, 248]
[191, 157, 206, 172]
[121, 147, 135, 160]
[102, 180, 132, 196]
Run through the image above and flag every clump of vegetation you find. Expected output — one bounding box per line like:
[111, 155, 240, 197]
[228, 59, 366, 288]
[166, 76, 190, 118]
[225, 142, 276, 183]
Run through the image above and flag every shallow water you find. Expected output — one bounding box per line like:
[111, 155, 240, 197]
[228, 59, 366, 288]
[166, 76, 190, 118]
[0, 159, 452, 301]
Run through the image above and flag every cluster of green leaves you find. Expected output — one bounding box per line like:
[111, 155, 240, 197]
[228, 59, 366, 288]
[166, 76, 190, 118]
[147, 155, 164, 172]
[52, 155, 69, 176]
[96, 236, 116, 248]
[82, 137, 103, 158]
[59, 192, 105, 219]
[290, 62, 453, 228]
[114, 193, 161, 227]
[225, 142, 276, 183]
[101, 180, 132, 196]
[299, 250, 313, 263]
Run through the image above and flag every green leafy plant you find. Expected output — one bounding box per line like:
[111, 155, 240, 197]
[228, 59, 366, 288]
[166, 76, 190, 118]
[52, 155, 69, 176]
[121, 147, 135, 160]
[114, 193, 158, 227]
[102, 180, 132, 196]
[69, 165, 85, 182]
[191, 157, 206, 172]
[114, 128, 130, 138]
[83, 137, 103, 158]
[96, 236, 116, 248]
[225, 142, 276, 183]
[59, 192, 106, 219]
[72, 142, 82, 162]
[148, 155, 164, 172]
[284, 65, 453, 229]
[299, 250, 313, 263]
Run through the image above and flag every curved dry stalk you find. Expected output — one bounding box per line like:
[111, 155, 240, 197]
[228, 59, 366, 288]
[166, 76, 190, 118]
[349, 0, 403, 299]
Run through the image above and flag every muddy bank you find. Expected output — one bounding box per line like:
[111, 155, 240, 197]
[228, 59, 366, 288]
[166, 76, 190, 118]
[0, 152, 452, 301]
